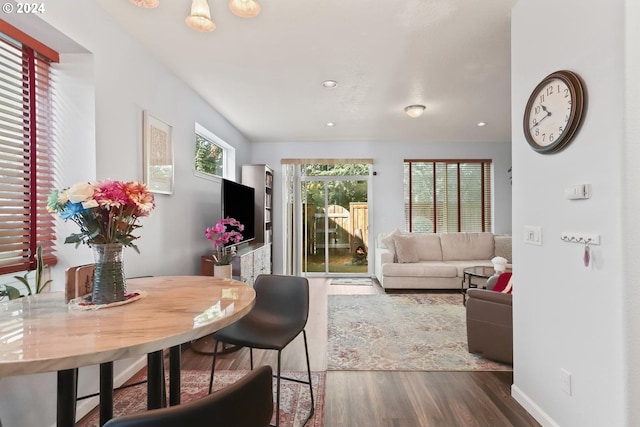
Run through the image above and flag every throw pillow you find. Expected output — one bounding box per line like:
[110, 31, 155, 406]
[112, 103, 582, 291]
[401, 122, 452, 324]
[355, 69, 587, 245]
[492, 272, 513, 294]
[393, 234, 419, 263]
[380, 229, 399, 250]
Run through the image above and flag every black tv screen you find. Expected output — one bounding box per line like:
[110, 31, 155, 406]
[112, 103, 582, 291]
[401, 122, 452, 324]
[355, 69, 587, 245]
[222, 179, 255, 244]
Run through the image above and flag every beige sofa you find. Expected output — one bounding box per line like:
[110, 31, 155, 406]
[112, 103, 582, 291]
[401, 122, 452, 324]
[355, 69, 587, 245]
[374, 231, 512, 290]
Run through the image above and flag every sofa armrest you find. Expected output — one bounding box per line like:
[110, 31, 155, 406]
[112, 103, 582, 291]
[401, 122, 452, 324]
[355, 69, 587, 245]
[466, 288, 512, 305]
[378, 249, 394, 264]
[374, 248, 395, 285]
[466, 288, 512, 364]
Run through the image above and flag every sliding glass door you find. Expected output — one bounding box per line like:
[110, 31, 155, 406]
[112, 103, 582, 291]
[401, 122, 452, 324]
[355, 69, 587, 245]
[300, 165, 370, 276]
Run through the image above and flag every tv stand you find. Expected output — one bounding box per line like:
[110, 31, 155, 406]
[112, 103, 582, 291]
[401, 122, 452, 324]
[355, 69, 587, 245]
[200, 242, 271, 286]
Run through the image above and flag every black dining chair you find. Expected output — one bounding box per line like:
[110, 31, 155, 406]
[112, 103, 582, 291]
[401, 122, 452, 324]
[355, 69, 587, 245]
[103, 365, 273, 427]
[209, 274, 314, 427]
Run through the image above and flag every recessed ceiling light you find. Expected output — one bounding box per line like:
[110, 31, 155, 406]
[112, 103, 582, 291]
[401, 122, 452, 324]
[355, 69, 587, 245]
[326, 122, 336, 127]
[404, 105, 426, 118]
[322, 80, 338, 88]
[477, 122, 488, 127]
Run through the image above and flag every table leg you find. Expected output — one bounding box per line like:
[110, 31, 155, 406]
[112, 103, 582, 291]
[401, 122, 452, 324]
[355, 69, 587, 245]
[147, 351, 164, 410]
[57, 369, 77, 427]
[99, 362, 113, 426]
[462, 273, 468, 305]
[169, 345, 181, 406]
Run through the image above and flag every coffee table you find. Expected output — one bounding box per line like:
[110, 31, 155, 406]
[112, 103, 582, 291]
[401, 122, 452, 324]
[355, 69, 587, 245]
[461, 266, 506, 304]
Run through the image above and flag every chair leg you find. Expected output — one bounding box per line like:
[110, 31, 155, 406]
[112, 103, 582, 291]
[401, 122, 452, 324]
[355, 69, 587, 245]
[275, 350, 282, 427]
[250, 348, 254, 370]
[208, 340, 220, 394]
[303, 329, 315, 422]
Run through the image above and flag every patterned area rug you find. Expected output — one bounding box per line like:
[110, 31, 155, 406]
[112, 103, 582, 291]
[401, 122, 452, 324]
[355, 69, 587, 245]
[78, 370, 325, 427]
[327, 293, 512, 371]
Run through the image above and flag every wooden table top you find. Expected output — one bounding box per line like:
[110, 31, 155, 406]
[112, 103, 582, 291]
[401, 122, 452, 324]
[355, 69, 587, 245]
[0, 276, 255, 377]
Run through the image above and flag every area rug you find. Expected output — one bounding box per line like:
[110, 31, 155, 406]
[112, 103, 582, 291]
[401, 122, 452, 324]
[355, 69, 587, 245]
[78, 370, 325, 427]
[327, 293, 511, 371]
[330, 277, 373, 286]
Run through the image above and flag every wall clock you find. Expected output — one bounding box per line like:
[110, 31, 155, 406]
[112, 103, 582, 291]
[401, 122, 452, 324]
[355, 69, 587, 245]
[523, 70, 586, 154]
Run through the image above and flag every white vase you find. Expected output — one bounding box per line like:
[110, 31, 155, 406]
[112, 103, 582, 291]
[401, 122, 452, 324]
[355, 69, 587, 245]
[214, 264, 232, 279]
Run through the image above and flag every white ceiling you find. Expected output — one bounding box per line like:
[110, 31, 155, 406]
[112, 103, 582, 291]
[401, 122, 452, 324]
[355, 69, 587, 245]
[97, 0, 516, 144]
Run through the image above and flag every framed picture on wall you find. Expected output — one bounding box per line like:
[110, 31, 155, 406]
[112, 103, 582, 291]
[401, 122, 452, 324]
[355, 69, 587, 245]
[143, 111, 174, 194]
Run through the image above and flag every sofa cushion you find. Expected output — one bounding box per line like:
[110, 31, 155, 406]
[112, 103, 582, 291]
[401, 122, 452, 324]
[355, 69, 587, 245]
[413, 233, 443, 261]
[440, 232, 494, 261]
[383, 261, 458, 278]
[494, 235, 512, 263]
[380, 229, 401, 261]
[380, 229, 398, 249]
[394, 234, 419, 263]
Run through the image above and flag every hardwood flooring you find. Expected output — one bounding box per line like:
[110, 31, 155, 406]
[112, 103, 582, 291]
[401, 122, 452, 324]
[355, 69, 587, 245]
[181, 278, 541, 427]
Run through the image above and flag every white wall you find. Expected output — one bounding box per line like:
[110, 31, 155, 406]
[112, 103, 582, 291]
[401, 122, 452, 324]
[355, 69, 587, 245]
[250, 140, 512, 274]
[511, 0, 638, 426]
[0, 4, 251, 426]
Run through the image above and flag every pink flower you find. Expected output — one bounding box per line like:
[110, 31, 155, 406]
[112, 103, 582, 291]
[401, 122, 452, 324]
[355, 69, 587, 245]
[204, 218, 245, 265]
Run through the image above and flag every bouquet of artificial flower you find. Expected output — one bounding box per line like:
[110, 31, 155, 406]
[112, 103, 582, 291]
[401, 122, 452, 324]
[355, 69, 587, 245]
[205, 217, 244, 265]
[47, 180, 155, 252]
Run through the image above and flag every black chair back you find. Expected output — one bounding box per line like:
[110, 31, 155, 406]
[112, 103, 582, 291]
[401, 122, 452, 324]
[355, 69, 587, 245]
[252, 274, 309, 330]
[103, 365, 273, 427]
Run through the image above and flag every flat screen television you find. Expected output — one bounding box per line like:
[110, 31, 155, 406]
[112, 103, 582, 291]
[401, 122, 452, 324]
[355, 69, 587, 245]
[222, 178, 256, 244]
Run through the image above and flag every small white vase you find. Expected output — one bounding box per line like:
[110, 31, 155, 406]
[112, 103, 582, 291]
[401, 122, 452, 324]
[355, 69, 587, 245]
[213, 264, 232, 279]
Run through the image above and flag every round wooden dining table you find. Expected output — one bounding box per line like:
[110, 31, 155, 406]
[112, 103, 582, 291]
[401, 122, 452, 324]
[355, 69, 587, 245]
[0, 275, 255, 427]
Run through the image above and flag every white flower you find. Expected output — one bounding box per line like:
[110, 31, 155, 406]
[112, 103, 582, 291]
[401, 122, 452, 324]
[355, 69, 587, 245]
[67, 182, 95, 204]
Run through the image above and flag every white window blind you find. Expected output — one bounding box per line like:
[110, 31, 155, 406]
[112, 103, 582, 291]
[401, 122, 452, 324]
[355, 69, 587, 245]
[404, 160, 492, 233]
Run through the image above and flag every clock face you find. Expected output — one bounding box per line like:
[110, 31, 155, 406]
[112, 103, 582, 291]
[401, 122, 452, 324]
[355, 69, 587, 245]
[526, 78, 571, 147]
[523, 70, 585, 154]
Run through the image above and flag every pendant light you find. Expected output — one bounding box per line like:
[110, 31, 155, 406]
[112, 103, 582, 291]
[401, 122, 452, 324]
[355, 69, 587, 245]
[229, 0, 261, 18]
[186, 0, 216, 32]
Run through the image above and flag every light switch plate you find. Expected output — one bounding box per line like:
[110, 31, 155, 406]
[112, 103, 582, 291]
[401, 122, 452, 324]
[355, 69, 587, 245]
[524, 225, 542, 245]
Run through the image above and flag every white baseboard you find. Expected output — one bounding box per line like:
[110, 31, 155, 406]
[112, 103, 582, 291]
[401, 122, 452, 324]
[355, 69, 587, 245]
[511, 384, 561, 427]
[74, 356, 148, 423]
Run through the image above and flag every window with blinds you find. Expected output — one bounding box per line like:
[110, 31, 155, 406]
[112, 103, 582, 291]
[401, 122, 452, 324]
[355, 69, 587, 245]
[0, 30, 58, 274]
[404, 160, 492, 233]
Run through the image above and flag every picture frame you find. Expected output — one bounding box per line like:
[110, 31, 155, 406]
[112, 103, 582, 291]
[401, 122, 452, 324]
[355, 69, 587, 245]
[143, 111, 174, 194]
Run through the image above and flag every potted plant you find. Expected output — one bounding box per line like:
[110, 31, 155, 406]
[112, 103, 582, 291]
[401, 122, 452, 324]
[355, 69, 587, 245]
[205, 217, 244, 279]
[1, 246, 52, 301]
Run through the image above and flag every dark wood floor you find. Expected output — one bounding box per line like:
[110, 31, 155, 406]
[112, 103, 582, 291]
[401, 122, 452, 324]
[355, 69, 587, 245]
[180, 278, 541, 427]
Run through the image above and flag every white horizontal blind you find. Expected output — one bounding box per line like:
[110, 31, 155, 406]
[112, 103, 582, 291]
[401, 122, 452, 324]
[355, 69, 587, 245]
[404, 160, 492, 233]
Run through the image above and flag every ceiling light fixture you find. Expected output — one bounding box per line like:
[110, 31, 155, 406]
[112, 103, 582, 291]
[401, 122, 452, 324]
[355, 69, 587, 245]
[326, 122, 336, 127]
[477, 122, 487, 127]
[404, 105, 426, 118]
[229, 0, 261, 18]
[322, 80, 338, 88]
[185, 0, 216, 32]
[129, 0, 159, 8]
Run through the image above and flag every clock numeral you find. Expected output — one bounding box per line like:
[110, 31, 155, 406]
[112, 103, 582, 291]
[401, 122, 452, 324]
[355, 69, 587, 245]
[565, 114, 570, 122]
[534, 106, 541, 115]
[559, 126, 564, 134]
[535, 128, 540, 137]
[541, 133, 546, 142]
[539, 94, 545, 103]
[546, 85, 554, 96]
[564, 88, 570, 97]
[549, 133, 555, 143]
